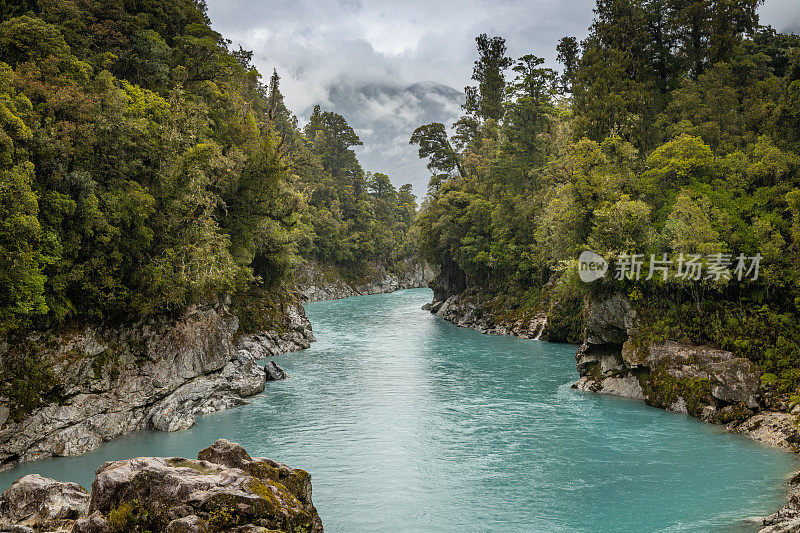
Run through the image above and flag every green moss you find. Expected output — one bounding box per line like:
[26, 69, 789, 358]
[247, 478, 282, 511]
[644, 368, 714, 417]
[206, 502, 238, 531]
[718, 403, 753, 424]
[761, 373, 778, 386]
[167, 458, 219, 475]
[92, 348, 120, 381]
[106, 500, 155, 533]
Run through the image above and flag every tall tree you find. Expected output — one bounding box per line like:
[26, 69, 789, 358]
[464, 34, 513, 123]
[556, 36, 580, 94]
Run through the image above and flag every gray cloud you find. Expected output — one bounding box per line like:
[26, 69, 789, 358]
[206, 0, 800, 198]
[207, 0, 597, 111]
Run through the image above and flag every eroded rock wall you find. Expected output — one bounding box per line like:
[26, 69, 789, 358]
[295, 258, 435, 302]
[0, 300, 313, 471]
[573, 293, 763, 424]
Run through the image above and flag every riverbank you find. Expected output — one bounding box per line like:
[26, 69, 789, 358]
[424, 280, 800, 532]
[0, 293, 314, 472]
[0, 258, 434, 472]
[4, 288, 790, 531]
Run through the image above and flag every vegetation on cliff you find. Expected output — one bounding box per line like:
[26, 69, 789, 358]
[0, 0, 418, 338]
[413, 1, 800, 391]
[0, 0, 422, 421]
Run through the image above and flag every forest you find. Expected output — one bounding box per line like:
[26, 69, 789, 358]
[0, 0, 418, 340]
[2, 0, 800, 404]
[411, 1, 800, 392]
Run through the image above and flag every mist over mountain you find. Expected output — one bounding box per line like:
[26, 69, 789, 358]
[303, 82, 464, 200]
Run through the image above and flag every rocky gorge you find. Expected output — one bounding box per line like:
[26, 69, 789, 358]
[0, 259, 438, 531]
[0, 257, 436, 474]
[424, 262, 800, 532]
[0, 439, 323, 533]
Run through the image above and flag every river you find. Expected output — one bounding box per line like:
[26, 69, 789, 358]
[0, 288, 796, 532]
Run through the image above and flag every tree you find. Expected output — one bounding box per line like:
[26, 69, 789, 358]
[267, 68, 292, 133]
[409, 123, 463, 191]
[464, 34, 513, 122]
[556, 36, 580, 94]
[0, 162, 47, 332]
[367, 172, 396, 200]
[504, 54, 556, 163]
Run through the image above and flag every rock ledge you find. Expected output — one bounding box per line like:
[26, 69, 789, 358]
[0, 439, 323, 533]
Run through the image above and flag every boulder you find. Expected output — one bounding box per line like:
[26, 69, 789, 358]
[263, 361, 289, 381]
[70, 439, 322, 533]
[196, 438, 253, 469]
[0, 474, 89, 531]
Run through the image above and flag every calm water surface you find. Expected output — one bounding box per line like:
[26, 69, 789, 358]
[1, 288, 796, 532]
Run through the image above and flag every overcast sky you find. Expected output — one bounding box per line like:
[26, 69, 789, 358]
[206, 0, 800, 197]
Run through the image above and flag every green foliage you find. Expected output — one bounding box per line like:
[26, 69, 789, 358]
[0, 2, 417, 338]
[632, 294, 800, 393]
[297, 101, 418, 272]
[0, 342, 60, 421]
[414, 3, 800, 395]
[106, 499, 156, 533]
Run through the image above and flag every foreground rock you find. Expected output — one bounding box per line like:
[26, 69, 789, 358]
[0, 298, 314, 470]
[296, 258, 435, 302]
[0, 440, 323, 533]
[0, 474, 89, 531]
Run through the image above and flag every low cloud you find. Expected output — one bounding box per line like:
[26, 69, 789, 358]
[206, 0, 800, 197]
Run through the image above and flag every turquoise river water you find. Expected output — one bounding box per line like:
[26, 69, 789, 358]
[1, 288, 797, 532]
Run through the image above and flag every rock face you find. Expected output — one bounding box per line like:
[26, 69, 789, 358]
[729, 412, 800, 451]
[429, 254, 466, 305]
[427, 290, 549, 339]
[263, 361, 288, 381]
[0, 474, 89, 531]
[0, 440, 323, 533]
[295, 258, 435, 302]
[424, 264, 584, 341]
[0, 300, 314, 470]
[235, 302, 315, 359]
[573, 294, 762, 424]
[759, 472, 800, 533]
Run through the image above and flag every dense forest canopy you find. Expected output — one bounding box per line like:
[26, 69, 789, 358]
[0, 0, 418, 337]
[412, 1, 800, 391]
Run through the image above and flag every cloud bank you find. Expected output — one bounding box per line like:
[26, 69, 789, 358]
[206, 0, 800, 197]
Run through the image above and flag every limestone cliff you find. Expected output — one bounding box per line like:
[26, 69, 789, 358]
[295, 258, 435, 302]
[573, 293, 767, 423]
[0, 298, 313, 471]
